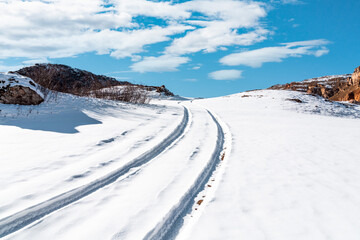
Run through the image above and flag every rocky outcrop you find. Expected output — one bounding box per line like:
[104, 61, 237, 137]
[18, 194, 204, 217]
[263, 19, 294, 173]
[0, 85, 44, 105]
[330, 66, 360, 101]
[270, 65, 360, 103]
[348, 66, 360, 86]
[13, 64, 129, 95]
[269, 75, 348, 99]
[13, 64, 174, 97]
[155, 85, 174, 96]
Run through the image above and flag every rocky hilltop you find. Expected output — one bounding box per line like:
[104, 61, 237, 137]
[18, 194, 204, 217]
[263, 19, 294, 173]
[0, 64, 175, 105]
[270, 65, 360, 102]
[13, 64, 174, 97]
[13, 64, 130, 95]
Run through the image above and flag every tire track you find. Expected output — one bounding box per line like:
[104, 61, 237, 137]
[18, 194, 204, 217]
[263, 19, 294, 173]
[0, 107, 189, 238]
[144, 109, 225, 240]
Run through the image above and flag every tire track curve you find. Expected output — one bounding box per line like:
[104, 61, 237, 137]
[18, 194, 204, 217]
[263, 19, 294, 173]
[0, 107, 189, 238]
[144, 109, 225, 240]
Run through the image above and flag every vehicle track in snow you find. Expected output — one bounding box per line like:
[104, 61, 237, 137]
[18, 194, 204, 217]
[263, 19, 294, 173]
[144, 109, 225, 240]
[0, 107, 189, 238]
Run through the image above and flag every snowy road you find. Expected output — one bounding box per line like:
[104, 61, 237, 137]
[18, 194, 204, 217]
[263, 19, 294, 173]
[0, 106, 189, 238]
[0, 100, 228, 239]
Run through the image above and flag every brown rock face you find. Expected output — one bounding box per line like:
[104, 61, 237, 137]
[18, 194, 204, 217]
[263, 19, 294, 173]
[13, 64, 175, 97]
[269, 75, 348, 100]
[330, 66, 360, 102]
[155, 85, 174, 96]
[350, 66, 360, 86]
[14, 64, 128, 95]
[270, 65, 360, 103]
[0, 85, 44, 105]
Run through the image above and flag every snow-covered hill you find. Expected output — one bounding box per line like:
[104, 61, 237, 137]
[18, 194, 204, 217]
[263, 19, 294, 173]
[1, 89, 360, 240]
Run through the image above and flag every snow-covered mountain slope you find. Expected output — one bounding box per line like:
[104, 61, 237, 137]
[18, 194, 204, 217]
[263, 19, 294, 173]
[1, 89, 360, 240]
[179, 90, 360, 240]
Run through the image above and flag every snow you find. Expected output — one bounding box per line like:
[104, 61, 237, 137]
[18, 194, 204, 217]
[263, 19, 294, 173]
[0, 91, 184, 223]
[1, 101, 221, 239]
[179, 90, 360, 240]
[302, 74, 350, 83]
[1, 87, 360, 240]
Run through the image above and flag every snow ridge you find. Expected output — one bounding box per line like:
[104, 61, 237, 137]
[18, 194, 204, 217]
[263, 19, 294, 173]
[144, 109, 225, 240]
[0, 107, 189, 238]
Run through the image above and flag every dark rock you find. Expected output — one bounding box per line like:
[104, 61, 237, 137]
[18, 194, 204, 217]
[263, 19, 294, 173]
[13, 64, 130, 95]
[13, 64, 175, 97]
[286, 98, 303, 103]
[155, 85, 174, 96]
[0, 85, 43, 105]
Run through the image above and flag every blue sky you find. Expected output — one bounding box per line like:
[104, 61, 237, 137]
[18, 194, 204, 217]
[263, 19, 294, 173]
[0, 0, 359, 98]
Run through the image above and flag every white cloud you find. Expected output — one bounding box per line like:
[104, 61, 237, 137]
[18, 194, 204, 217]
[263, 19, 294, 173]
[165, 1, 268, 55]
[271, 0, 303, 4]
[0, 0, 269, 73]
[314, 47, 330, 57]
[131, 55, 190, 73]
[117, 0, 190, 19]
[209, 69, 242, 80]
[0, 58, 49, 72]
[22, 58, 49, 65]
[220, 39, 330, 68]
[0, 0, 192, 60]
[0, 0, 327, 74]
[0, 62, 24, 72]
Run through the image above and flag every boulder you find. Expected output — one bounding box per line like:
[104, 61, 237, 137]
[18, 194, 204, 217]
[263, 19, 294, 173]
[0, 85, 44, 105]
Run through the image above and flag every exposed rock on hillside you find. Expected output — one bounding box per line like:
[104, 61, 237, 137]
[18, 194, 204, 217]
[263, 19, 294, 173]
[0, 85, 44, 105]
[349, 66, 360, 86]
[270, 65, 360, 102]
[13, 64, 129, 95]
[142, 85, 174, 96]
[13, 64, 174, 97]
[0, 75, 44, 105]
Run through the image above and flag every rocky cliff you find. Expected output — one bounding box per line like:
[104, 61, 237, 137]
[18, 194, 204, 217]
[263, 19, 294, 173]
[270, 65, 360, 103]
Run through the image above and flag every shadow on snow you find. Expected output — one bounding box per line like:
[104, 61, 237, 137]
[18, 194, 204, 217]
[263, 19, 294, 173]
[0, 110, 101, 134]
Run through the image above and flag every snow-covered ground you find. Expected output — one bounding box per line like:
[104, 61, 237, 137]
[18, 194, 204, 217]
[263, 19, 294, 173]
[0, 91, 185, 230]
[1, 87, 360, 240]
[302, 74, 351, 83]
[180, 90, 360, 240]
